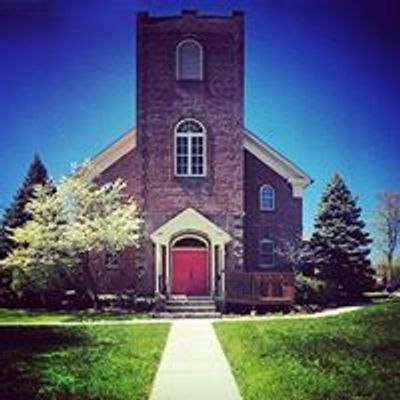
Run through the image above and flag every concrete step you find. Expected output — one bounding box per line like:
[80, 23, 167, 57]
[166, 298, 215, 307]
[165, 304, 217, 313]
[152, 311, 221, 319]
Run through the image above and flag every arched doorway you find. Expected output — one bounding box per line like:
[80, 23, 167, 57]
[171, 235, 209, 296]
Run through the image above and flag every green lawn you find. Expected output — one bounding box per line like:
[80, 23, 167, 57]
[215, 301, 400, 400]
[0, 324, 170, 400]
[0, 308, 148, 323]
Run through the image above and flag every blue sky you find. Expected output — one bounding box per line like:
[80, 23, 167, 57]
[1, 0, 399, 255]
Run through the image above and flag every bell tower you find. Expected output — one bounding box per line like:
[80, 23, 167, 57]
[136, 10, 245, 283]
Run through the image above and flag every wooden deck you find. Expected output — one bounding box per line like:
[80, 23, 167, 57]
[225, 271, 295, 305]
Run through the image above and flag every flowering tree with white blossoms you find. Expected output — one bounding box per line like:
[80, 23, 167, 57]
[0, 167, 142, 309]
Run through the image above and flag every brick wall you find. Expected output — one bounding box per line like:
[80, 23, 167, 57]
[137, 11, 246, 283]
[243, 150, 302, 272]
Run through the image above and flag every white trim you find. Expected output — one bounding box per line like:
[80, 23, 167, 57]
[174, 118, 207, 178]
[165, 242, 171, 294]
[220, 245, 226, 297]
[259, 184, 275, 211]
[150, 207, 231, 246]
[80, 128, 136, 180]
[243, 128, 312, 198]
[171, 234, 208, 248]
[155, 243, 162, 294]
[176, 39, 204, 81]
[80, 126, 312, 199]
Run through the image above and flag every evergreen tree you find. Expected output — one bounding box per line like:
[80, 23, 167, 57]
[0, 155, 50, 259]
[307, 174, 374, 301]
[0, 155, 50, 305]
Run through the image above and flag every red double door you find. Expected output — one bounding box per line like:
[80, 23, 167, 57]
[171, 248, 209, 296]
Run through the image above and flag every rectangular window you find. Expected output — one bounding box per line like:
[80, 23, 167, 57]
[191, 136, 204, 175]
[259, 240, 274, 267]
[175, 134, 205, 177]
[176, 136, 189, 175]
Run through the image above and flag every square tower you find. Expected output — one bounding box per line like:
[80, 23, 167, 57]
[136, 10, 245, 231]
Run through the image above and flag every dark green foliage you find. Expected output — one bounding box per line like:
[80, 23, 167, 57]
[215, 301, 400, 400]
[0, 155, 50, 306]
[306, 174, 374, 302]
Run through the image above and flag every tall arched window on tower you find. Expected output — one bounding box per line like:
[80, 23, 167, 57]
[260, 184, 275, 211]
[176, 39, 203, 80]
[175, 119, 206, 177]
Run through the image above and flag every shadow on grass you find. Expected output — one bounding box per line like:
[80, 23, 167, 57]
[63, 310, 147, 322]
[0, 327, 91, 400]
[0, 307, 148, 323]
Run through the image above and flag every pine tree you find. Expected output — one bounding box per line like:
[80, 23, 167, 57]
[0, 155, 50, 305]
[308, 174, 374, 301]
[0, 155, 50, 259]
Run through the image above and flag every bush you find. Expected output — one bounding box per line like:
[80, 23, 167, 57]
[295, 274, 328, 306]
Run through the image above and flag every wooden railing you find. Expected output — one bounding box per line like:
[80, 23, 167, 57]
[225, 271, 295, 305]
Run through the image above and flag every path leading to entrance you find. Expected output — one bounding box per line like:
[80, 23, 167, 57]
[149, 320, 242, 400]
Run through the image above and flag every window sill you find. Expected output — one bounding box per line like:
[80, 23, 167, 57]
[175, 174, 207, 178]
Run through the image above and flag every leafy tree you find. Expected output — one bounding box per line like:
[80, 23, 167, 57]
[372, 192, 400, 285]
[0, 155, 50, 305]
[1, 168, 142, 309]
[306, 174, 374, 301]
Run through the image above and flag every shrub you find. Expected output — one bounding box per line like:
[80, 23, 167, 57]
[295, 274, 327, 306]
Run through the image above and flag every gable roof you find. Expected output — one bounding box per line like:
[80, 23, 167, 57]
[82, 128, 136, 180]
[243, 128, 313, 191]
[150, 207, 232, 245]
[84, 127, 312, 195]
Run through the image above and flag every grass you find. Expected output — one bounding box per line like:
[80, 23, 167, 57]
[215, 301, 400, 400]
[0, 308, 148, 323]
[0, 323, 170, 400]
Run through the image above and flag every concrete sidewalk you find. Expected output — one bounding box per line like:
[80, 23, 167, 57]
[149, 320, 242, 400]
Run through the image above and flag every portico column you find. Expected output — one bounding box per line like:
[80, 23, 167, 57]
[210, 243, 215, 297]
[220, 245, 226, 297]
[155, 243, 162, 294]
[165, 242, 171, 295]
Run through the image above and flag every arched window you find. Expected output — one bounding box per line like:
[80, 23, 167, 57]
[176, 39, 203, 80]
[259, 239, 274, 267]
[260, 184, 275, 211]
[175, 119, 206, 177]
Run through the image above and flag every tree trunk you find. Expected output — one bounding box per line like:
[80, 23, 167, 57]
[81, 253, 101, 310]
[40, 291, 47, 309]
[387, 253, 393, 286]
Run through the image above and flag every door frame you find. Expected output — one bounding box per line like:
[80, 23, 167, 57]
[170, 234, 210, 297]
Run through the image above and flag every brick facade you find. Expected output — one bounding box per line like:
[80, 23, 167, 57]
[244, 150, 302, 272]
[88, 10, 309, 300]
[136, 11, 245, 293]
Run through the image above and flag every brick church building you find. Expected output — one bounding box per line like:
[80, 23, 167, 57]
[85, 10, 312, 307]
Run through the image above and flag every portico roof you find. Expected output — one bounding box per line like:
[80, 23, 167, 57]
[150, 207, 232, 245]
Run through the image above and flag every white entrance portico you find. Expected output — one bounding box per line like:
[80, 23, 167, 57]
[150, 207, 232, 298]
